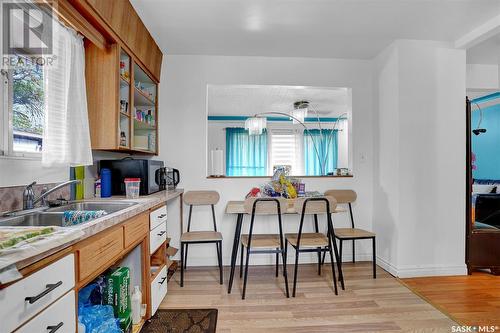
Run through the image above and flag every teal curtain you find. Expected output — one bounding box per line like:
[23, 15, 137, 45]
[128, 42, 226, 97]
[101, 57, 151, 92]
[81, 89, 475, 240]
[226, 128, 267, 176]
[304, 129, 338, 176]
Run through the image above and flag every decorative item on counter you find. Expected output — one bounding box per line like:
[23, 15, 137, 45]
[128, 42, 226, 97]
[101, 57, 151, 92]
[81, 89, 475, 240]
[296, 183, 306, 197]
[101, 168, 112, 198]
[272, 165, 290, 180]
[260, 166, 301, 199]
[62, 210, 107, 226]
[94, 178, 101, 198]
[245, 187, 261, 198]
[124, 178, 141, 199]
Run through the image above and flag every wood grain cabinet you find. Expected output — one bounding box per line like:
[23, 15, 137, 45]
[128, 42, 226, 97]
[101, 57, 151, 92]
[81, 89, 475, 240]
[85, 43, 159, 154]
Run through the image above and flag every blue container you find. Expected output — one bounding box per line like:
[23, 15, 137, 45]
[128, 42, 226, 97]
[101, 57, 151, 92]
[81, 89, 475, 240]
[101, 168, 112, 198]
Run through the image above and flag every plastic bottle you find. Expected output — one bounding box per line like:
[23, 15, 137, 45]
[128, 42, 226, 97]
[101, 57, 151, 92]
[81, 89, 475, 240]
[100, 168, 112, 198]
[131, 285, 142, 325]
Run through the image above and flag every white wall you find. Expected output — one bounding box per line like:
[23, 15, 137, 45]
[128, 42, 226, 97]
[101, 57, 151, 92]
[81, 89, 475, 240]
[373, 40, 467, 277]
[160, 55, 374, 266]
[466, 64, 499, 90]
[373, 43, 400, 273]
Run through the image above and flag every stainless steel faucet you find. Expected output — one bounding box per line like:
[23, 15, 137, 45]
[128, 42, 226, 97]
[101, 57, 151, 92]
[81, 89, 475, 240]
[23, 180, 81, 210]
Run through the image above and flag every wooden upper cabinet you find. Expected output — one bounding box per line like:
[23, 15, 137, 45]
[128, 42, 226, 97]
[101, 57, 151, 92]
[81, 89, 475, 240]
[71, 0, 163, 81]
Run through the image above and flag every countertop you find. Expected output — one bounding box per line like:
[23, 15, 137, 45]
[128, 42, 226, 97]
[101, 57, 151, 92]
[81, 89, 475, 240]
[0, 189, 183, 278]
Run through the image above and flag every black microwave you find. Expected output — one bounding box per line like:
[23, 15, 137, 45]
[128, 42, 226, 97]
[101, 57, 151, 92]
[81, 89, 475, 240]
[99, 158, 165, 195]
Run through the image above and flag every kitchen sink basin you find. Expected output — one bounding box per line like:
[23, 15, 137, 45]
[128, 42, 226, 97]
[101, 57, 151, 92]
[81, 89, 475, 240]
[0, 201, 138, 227]
[0, 212, 66, 227]
[45, 201, 137, 214]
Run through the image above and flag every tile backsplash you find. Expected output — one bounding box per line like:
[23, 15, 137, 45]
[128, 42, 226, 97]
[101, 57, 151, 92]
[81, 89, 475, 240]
[0, 183, 71, 213]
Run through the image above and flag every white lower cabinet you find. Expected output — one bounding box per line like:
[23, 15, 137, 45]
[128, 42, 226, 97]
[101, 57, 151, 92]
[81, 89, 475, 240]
[150, 265, 168, 315]
[16, 290, 75, 333]
[0, 254, 75, 333]
[150, 221, 167, 254]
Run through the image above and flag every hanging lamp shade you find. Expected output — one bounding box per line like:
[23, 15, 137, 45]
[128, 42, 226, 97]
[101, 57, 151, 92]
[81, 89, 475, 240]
[245, 116, 267, 135]
[291, 101, 309, 124]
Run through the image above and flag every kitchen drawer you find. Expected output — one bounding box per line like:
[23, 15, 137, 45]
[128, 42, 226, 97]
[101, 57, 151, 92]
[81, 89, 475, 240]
[16, 290, 75, 333]
[0, 254, 75, 333]
[150, 205, 167, 230]
[150, 222, 167, 254]
[150, 265, 168, 315]
[78, 227, 123, 281]
[123, 213, 149, 248]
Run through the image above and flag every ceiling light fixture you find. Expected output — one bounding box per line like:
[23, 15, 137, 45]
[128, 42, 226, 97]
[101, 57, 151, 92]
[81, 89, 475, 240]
[291, 100, 309, 124]
[244, 116, 267, 135]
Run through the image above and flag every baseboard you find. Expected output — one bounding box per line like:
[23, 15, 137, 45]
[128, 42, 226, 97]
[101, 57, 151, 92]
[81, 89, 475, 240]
[375, 256, 467, 277]
[396, 264, 468, 278]
[375, 256, 398, 276]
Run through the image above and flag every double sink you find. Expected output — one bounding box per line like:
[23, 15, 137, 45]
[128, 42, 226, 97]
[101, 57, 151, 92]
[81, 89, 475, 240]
[0, 201, 138, 227]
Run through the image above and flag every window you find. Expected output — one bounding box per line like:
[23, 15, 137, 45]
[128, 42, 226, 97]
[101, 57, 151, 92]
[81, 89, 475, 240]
[269, 129, 303, 175]
[1, 54, 45, 156]
[226, 128, 267, 176]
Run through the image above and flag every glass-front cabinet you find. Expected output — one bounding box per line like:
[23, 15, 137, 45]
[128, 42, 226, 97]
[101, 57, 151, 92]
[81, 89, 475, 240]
[85, 43, 159, 155]
[132, 63, 157, 153]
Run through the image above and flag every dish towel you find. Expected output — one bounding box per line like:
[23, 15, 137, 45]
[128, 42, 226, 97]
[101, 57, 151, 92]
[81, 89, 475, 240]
[63, 210, 107, 226]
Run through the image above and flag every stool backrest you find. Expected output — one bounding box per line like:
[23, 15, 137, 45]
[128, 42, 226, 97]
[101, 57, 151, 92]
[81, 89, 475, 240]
[324, 189, 356, 228]
[244, 197, 287, 215]
[324, 190, 357, 204]
[293, 196, 337, 249]
[184, 191, 220, 206]
[294, 196, 337, 215]
[244, 197, 286, 250]
[184, 190, 220, 232]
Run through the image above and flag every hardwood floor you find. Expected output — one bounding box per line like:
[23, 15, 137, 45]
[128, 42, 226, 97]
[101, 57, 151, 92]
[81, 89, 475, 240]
[401, 272, 500, 327]
[161, 262, 456, 332]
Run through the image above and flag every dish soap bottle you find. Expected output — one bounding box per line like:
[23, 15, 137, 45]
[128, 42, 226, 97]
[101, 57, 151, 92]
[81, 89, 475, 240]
[131, 285, 142, 325]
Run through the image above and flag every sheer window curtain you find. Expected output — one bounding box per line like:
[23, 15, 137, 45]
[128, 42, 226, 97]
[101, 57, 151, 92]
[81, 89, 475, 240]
[304, 129, 338, 176]
[226, 128, 267, 176]
[42, 22, 92, 167]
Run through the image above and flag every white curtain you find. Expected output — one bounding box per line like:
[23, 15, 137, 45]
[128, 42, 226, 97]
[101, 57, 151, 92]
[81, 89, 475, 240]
[42, 23, 92, 167]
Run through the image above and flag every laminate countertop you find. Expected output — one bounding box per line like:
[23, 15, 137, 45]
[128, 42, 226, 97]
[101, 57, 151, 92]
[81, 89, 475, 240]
[0, 189, 183, 280]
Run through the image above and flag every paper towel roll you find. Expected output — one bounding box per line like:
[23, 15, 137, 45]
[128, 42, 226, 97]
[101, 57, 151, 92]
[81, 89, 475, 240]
[211, 149, 224, 176]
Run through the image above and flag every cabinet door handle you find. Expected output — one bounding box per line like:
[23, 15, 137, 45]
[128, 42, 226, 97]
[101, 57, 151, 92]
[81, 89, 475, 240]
[157, 230, 166, 236]
[158, 214, 166, 219]
[25, 281, 62, 304]
[158, 276, 167, 285]
[47, 322, 64, 333]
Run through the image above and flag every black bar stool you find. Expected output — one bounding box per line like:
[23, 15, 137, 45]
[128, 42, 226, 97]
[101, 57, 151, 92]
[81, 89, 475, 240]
[180, 191, 223, 287]
[240, 197, 290, 300]
[323, 189, 377, 279]
[285, 196, 343, 297]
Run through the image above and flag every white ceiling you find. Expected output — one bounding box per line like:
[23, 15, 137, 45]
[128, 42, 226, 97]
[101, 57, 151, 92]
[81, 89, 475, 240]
[131, 0, 500, 59]
[207, 85, 350, 116]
